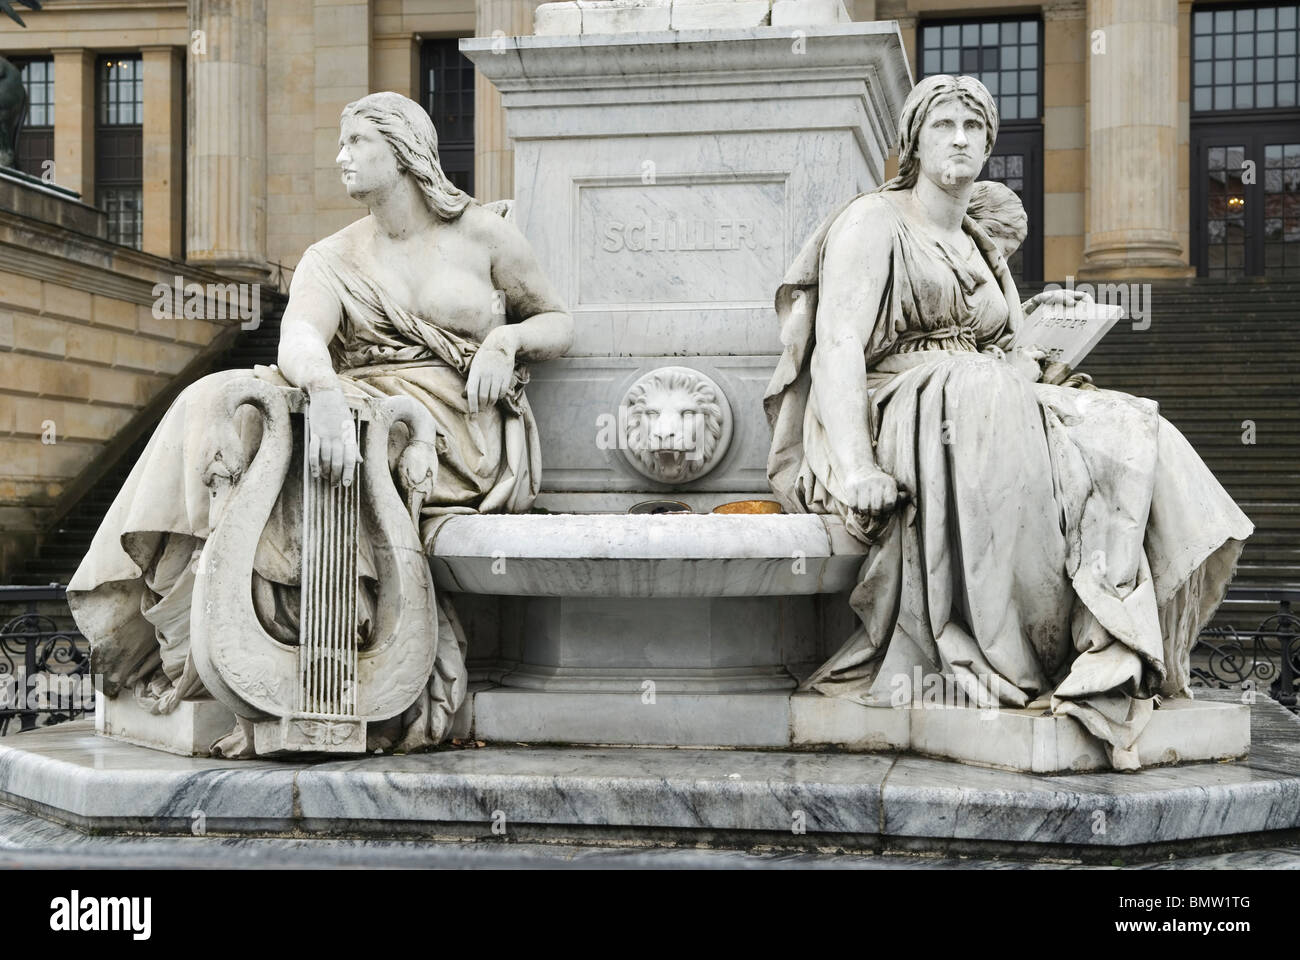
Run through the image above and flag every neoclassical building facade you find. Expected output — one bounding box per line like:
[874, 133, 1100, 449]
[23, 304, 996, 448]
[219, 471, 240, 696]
[2, 0, 1291, 282]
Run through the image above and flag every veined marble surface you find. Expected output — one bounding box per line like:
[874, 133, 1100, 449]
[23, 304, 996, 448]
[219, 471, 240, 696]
[1, 693, 1295, 859]
[3, 806, 1298, 869]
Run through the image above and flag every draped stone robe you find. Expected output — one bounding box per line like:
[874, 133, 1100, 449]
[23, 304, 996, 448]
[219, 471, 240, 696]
[764, 190, 1254, 769]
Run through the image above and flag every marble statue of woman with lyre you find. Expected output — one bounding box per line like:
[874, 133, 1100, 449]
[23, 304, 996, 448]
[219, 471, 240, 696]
[68, 92, 573, 757]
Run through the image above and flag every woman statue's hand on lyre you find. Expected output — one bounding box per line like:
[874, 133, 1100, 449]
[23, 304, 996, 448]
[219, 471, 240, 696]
[306, 384, 362, 487]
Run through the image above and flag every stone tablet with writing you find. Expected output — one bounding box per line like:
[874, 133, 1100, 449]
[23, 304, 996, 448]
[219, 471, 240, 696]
[1011, 300, 1125, 368]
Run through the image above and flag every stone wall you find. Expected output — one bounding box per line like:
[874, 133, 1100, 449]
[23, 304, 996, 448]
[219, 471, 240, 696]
[0, 208, 249, 579]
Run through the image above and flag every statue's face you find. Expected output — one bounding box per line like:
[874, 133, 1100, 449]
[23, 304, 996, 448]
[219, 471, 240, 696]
[916, 97, 988, 190]
[336, 114, 401, 201]
[992, 235, 1020, 261]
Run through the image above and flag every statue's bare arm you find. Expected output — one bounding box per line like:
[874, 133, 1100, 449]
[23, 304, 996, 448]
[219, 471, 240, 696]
[277, 257, 359, 486]
[465, 208, 574, 413]
[811, 199, 899, 515]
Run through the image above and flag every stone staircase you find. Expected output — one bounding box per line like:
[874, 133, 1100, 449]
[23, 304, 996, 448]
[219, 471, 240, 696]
[5, 290, 287, 589]
[1081, 277, 1300, 629]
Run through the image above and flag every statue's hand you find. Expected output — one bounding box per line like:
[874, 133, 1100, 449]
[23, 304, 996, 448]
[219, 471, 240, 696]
[1023, 287, 1091, 317]
[844, 468, 900, 515]
[307, 386, 361, 486]
[466, 328, 517, 414]
[1008, 346, 1046, 383]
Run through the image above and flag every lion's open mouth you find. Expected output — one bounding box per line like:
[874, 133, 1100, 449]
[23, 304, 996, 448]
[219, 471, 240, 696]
[652, 448, 688, 474]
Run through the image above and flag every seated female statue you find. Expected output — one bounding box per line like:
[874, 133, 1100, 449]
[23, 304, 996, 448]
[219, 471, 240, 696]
[67, 92, 572, 755]
[764, 74, 1252, 769]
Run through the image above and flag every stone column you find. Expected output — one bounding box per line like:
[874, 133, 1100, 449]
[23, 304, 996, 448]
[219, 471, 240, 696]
[51, 49, 94, 201]
[1080, 0, 1192, 278]
[311, 0, 371, 241]
[473, 0, 538, 202]
[188, 0, 268, 280]
[142, 46, 185, 260]
[1043, 0, 1087, 280]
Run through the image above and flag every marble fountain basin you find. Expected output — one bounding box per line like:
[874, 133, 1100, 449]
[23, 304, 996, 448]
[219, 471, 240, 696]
[426, 512, 868, 598]
[423, 512, 870, 743]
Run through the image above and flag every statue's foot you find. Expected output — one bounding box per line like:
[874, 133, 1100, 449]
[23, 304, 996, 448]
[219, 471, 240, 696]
[210, 717, 257, 759]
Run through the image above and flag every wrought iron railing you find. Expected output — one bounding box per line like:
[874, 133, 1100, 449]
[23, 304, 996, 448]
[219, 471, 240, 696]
[0, 583, 1295, 735]
[0, 585, 92, 735]
[1191, 588, 1299, 710]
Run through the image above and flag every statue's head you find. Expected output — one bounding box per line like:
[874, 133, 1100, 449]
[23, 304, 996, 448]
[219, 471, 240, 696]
[337, 91, 471, 219]
[967, 179, 1027, 261]
[890, 75, 998, 193]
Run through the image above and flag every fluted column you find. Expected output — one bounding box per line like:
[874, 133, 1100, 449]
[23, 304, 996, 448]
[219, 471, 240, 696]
[1080, 0, 1192, 278]
[187, 0, 268, 280]
[473, 0, 539, 202]
[142, 46, 185, 260]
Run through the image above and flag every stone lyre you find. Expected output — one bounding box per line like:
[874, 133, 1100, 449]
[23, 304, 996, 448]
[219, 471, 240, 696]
[189, 377, 444, 755]
[296, 405, 362, 728]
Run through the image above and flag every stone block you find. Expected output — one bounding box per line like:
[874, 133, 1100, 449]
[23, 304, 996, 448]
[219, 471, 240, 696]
[96, 693, 237, 757]
[770, 0, 849, 27]
[580, 0, 672, 34]
[92, 294, 139, 333]
[0, 352, 90, 401]
[670, 0, 771, 30]
[14, 314, 66, 358]
[64, 320, 117, 363]
[83, 365, 151, 407]
[0, 270, 42, 311]
[473, 689, 792, 746]
[61, 402, 132, 443]
[534, 2, 582, 35]
[906, 698, 1249, 773]
[41, 282, 91, 321]
[789, 691, 909, 749]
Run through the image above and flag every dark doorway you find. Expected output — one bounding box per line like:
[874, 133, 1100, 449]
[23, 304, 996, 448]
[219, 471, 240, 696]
[1192, 120, 1300, 277]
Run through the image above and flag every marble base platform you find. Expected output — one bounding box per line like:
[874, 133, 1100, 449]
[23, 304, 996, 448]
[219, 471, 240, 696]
[463, 687, 1248, 773]
[2, 694, 1296, 862]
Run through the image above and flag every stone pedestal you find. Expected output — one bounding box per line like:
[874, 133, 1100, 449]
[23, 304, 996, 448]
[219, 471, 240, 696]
[96, 693, 236, 757]
[790, 694, 1251, 773]
[462, 20, 911, 510]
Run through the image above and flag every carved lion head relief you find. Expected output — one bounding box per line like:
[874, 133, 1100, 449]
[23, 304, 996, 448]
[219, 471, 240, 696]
[620, 366, 733, 484]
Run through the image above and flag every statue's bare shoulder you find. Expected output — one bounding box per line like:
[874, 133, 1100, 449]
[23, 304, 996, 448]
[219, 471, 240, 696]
[305, 215, 375, 261]
[825, 192, 896, 257]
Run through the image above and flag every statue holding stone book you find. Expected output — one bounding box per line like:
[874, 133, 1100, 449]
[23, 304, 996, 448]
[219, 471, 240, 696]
[765, 74, 1253, 770]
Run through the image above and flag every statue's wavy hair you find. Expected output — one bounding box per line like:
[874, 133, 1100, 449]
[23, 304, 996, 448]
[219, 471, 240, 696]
[341, 91, 472, 220]
[882, 74, 999, 193]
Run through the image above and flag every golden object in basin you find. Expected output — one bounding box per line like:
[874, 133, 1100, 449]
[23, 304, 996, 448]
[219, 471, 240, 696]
[711, 500, 784, 515]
